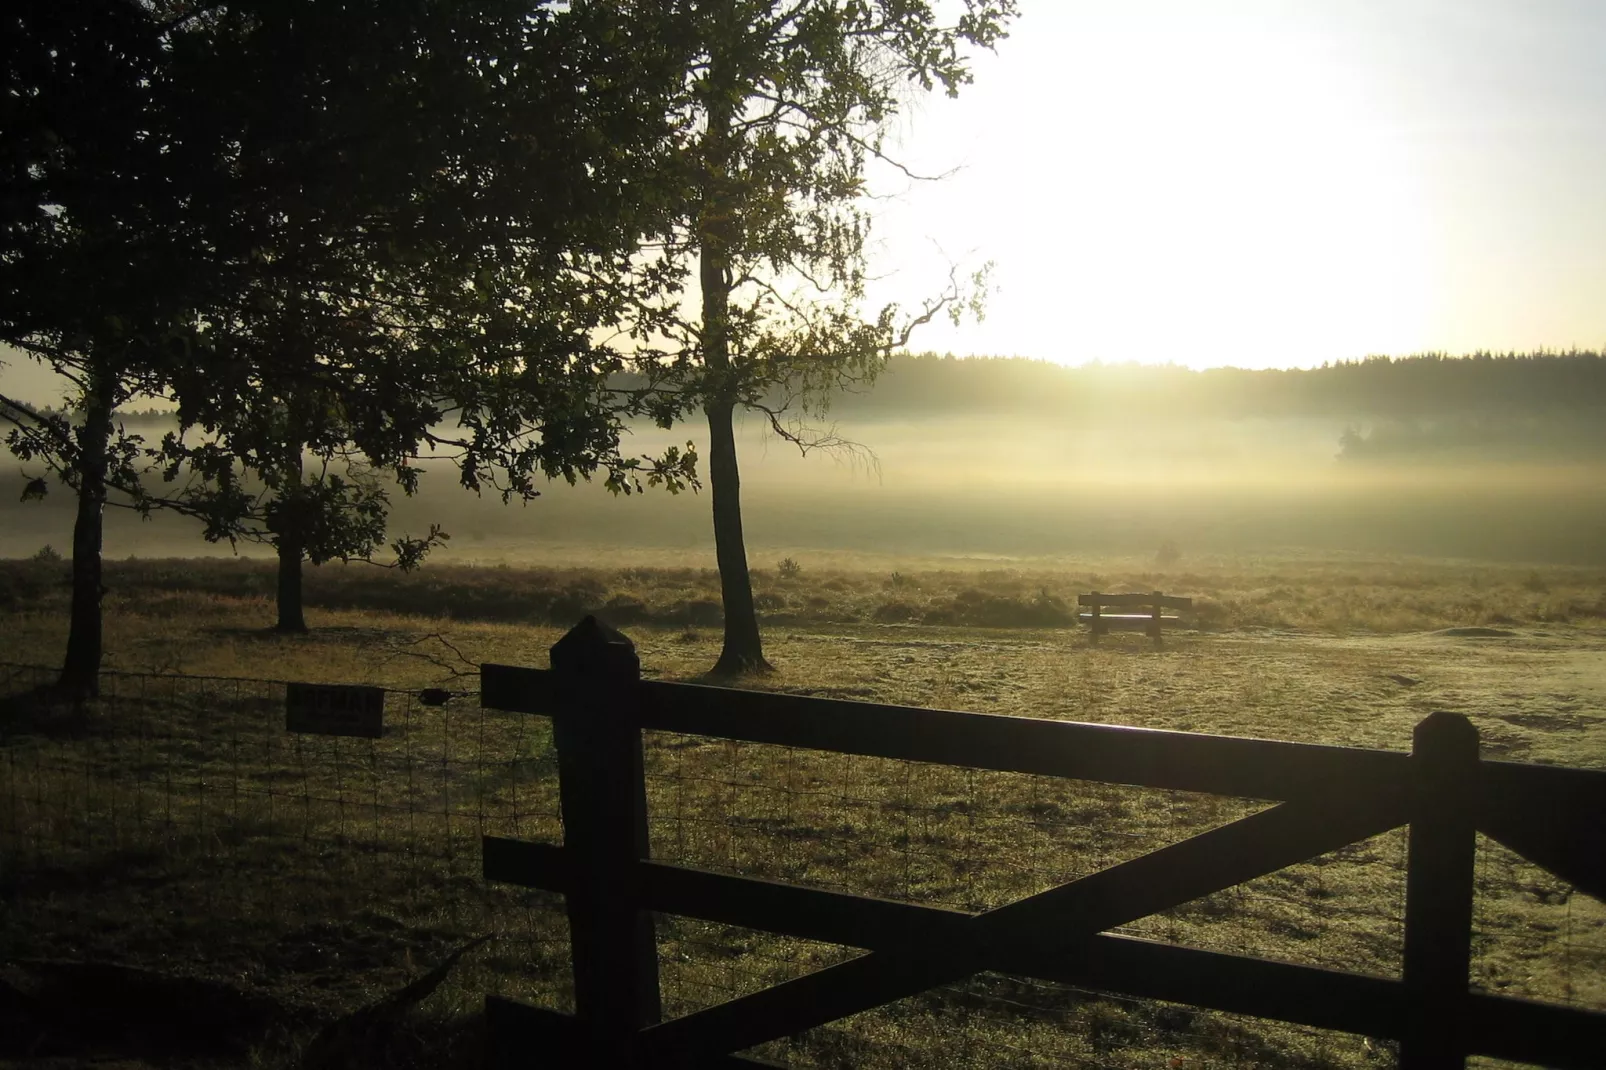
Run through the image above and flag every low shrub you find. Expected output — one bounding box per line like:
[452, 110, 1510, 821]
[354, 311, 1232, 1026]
[871, 601, 921, 623]
[601, 596, 650, 625]
[926, 590, 1073, 628]
[666, 599, 723, 626]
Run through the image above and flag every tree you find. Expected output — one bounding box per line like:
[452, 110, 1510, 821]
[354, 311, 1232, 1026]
[164, 393, 445, 633]
[0, 0, 219, 696]
[619, 0, 1014, 674]
[150, 0, 696, 633]
[2, 0, 697, 696]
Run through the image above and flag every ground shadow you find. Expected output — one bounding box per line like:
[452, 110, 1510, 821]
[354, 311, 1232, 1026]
[0, 959, 303, 1062]
[0, 683, 97, 742]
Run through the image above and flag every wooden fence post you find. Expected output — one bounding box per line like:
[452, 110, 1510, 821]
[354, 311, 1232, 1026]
[550, 616, 660, 1062]
[1401, 711, 1479, 1070]
[1150, 591, 1164, 647]
[1089, 592, 1103, 643]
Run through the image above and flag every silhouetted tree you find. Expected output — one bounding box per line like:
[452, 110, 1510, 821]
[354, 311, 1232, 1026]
[0, 0, 217, 696]
[620, 0, 1014, 675]
[164, 393, 444, 633]
[1, 0, 695, 695]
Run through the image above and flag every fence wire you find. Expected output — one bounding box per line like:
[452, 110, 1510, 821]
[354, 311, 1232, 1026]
[1, 662, 1600, 1068]
[0, 662, 570, 1033]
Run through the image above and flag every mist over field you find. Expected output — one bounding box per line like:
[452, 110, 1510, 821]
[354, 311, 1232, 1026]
[7, 353, 1606, 568]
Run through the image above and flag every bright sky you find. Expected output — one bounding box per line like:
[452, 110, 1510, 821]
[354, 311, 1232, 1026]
[866, 0, 1606, 369]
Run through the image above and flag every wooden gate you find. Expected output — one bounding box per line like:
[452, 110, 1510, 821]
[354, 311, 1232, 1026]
[481, 617, 1606, 1068]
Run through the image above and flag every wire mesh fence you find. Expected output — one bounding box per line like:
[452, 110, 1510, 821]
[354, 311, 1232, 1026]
[2, 661, 1600, 1067]
[0, 662, 571, 1036]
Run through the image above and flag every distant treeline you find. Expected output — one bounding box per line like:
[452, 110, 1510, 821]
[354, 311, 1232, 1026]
[819, 350, 1606, 421]
[58, 352, 1606, 428]
[24, 405, 176, 426]
[108, 407, 176, 425]
[56, 353, 1606, 467]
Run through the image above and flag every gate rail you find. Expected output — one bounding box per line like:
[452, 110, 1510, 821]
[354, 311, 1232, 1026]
[481, 617, 1606, 1069]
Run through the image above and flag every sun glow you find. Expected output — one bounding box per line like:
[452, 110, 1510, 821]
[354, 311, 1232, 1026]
[866, 8, 1440, 369]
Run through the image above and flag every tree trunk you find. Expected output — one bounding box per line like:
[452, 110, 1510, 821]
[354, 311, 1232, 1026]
[699, 67, 770, 676]
[274, 536, 308, 633]
[705, 396, 769, 674]
[272, 449, 309, 633]
[59, 370, 114, 699]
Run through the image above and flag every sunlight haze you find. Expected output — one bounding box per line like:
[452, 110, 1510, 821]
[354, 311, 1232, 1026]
[868, 0, 1606, 368]
[5, 2, 1604, 404]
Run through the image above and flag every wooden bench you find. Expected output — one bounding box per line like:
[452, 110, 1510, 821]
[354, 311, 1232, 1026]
[1079, 591, 1193, 646]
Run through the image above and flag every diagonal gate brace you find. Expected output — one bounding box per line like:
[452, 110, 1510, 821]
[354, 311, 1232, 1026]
[637, 791, 1409, 1064]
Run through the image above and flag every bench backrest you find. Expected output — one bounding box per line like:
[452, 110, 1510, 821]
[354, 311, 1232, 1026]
[1079, 591, 1193, 611]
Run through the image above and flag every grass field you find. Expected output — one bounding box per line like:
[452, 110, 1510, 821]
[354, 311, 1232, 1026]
[2, 552, 1604, 1068]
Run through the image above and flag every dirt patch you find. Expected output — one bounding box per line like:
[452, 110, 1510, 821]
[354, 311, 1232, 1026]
[1440, 626, 1518, 638]
[1493, 711, 1597, 733]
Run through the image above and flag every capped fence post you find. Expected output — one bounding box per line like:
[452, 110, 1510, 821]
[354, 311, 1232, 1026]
[550, 615, 660, 1062]
[1401, 711, 1479, 1070]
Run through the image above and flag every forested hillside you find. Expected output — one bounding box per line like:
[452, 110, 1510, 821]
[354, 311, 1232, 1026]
[825, 350, 1606, 420]
[95, 350, 1606, 426]
[69, 348, 1606, 481]
[70, 350, 1606, 470]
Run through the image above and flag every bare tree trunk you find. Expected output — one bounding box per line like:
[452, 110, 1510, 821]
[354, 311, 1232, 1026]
[705, 396, 769, 674]
[59, 370, 114, 699]
[274, 536, 307, 633]
[272, 450, 308, 633]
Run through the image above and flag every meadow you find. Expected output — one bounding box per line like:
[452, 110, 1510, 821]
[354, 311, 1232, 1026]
[4, 347, 1606, 1069]
[3, 550, 1604, 1068]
